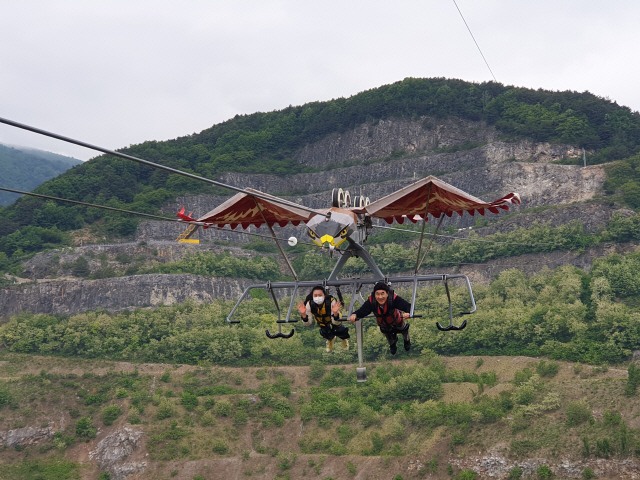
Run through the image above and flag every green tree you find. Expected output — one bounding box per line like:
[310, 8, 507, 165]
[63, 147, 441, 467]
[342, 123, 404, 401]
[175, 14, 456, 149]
[75, 417, 97, 440]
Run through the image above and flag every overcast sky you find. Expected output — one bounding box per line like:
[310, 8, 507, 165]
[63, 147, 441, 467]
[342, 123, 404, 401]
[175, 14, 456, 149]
[1, 1, 638, 161]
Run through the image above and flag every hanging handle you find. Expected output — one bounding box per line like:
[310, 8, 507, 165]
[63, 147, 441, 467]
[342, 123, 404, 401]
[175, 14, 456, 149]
[265, 329, 295, 339]
[436, 276, 469, 331]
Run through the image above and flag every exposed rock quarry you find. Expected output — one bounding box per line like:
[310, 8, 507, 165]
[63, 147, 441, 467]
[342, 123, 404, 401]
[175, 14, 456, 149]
[0, 426, 55, 446]
[89, 427, 146, 480]
[142, 161, 606, 244]
[0, 274, 254, 319]
[220, 140, 583, 196]
[289, 117, 578, 168]
[21, 241, 260, 280]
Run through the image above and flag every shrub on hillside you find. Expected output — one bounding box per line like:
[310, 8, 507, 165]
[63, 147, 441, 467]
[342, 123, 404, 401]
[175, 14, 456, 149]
[566, 401, 592, 426]
[102, 405, 122, 426]
[75, 417, 97, 440]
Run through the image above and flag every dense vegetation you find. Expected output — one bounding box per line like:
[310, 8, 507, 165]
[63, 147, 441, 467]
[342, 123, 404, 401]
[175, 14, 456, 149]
[604, 153, 640, 208]
[1, 77, 639, 244]
[0, 144, 81, 206]
[1, 348, 636, 477]
[2, 258, 639, 365]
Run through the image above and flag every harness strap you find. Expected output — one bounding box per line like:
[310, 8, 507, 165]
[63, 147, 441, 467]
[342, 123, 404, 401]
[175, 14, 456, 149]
[311, 295, 335, 327]
[369, 293, 402, 326]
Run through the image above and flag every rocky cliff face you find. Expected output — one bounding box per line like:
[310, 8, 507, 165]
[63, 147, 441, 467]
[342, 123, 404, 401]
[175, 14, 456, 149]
[154, 118, 586, 242]
[288, 116, 578, 168]
[0, 274, 254, 319]
[4, 241, 637, 318]
[217, 140, 583, 197]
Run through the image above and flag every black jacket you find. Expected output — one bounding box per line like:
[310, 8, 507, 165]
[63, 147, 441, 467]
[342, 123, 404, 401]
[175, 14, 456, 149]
[352, 293, 411, 319]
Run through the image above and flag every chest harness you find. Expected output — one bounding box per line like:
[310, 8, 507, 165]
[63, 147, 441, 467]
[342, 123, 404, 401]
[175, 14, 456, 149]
[310, 295, 336, 327]
[368, 292, 403, 327]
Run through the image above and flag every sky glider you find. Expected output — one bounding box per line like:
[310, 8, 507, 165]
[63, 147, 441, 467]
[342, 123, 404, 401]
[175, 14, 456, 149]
[0, 116, 521, 381]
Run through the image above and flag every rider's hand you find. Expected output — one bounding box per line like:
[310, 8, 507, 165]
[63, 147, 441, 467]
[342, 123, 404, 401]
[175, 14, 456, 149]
[349, 314, 357, 323]
[402, 312, 411, 320]
[297, 302, 307, 316]
[331, 302, 341, 316]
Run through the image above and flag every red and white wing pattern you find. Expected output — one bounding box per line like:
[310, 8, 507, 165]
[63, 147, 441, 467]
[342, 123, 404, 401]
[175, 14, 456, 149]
[355, 176, 520, 224]
[177, 188, 321, 229]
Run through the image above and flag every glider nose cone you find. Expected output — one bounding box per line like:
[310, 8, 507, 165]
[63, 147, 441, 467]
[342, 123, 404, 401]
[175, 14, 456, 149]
[320, 235, 336, 246]
[307, 212, 355, 248]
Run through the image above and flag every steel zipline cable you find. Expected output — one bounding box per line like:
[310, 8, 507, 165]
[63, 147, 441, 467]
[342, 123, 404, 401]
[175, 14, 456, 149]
[1, 186, 579, 272]
[0, 186, 318, 247]
[0, 116, 322, 218]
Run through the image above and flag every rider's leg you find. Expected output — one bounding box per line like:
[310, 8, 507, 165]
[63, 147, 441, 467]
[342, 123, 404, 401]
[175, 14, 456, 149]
[332, 324, 350, 350]
[399, 323, 411, 351]
[379, 326, 398, 354]
[320, 326, 336, 352]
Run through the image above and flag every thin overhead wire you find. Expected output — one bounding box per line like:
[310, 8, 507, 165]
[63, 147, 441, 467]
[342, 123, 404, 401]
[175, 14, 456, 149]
[451, 0, 498, 83]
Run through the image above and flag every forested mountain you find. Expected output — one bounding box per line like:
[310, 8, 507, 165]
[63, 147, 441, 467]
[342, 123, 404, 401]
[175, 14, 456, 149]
[4, 144, 83, 166]
[0, 143, 82, 206]
[0, 77, 639, 250]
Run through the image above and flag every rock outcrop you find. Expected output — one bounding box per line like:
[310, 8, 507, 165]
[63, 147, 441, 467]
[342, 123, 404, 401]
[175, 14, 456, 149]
[21, 241, 260, 280]
[89, 427, 146, 480]
[0, 426, 55, 446]
[289, 117, 576, 168]
[4, 241, 638, 317]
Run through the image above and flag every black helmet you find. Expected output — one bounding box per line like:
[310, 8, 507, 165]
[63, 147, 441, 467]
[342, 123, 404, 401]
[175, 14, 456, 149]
[373, 282, 390, 294]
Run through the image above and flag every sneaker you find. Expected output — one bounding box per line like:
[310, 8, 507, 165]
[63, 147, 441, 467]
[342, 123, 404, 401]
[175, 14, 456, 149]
[325, 338, 335, 353]
[404, 339, 411, 351]
[341, 339, 349, 350]
[389, 342, 397, 355]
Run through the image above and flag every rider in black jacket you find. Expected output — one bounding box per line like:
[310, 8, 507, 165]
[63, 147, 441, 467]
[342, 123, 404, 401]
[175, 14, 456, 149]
[349, 282, 411, 355]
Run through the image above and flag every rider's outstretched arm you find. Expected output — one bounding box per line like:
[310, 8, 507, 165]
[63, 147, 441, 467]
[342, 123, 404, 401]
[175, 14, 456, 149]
[392, 295, 412, 313]
[349, 298, 373, 322]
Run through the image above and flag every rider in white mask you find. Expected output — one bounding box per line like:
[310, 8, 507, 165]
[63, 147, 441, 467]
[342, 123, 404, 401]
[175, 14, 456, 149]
[297, 285, 349, 352]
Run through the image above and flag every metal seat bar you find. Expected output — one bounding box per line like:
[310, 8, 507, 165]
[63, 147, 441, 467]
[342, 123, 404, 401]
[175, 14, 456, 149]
[227, 273, 476, 326]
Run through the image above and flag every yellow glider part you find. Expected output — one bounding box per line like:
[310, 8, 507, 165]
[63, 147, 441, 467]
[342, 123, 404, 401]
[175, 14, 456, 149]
[319, 235, 348, 247]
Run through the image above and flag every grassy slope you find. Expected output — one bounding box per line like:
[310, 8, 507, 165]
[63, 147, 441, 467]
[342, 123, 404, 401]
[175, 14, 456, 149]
[0, 353, 636, 480]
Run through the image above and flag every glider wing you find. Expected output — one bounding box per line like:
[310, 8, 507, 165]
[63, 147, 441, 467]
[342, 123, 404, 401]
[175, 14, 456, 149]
[177, 188, 321, 229]
[355, 176, 520, 223]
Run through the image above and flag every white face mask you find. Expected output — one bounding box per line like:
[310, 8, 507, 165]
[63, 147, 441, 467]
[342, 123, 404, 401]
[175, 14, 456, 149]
[313, 296, 325, 305]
